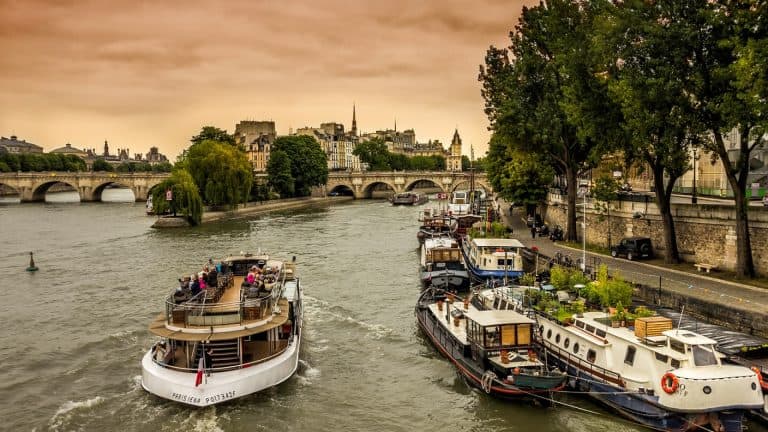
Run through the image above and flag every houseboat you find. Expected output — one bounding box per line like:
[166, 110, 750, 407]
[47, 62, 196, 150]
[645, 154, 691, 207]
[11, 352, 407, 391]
[417, 215, 452, 243]
[536, 311, 764, 431]
[447, 190, 471, 215]
[461, 236, 525, 282]
[141, 253, 302, 407]
[391, 192, 428, 205]
[420, 236, 470, 292]
[415, 288, 566, 401]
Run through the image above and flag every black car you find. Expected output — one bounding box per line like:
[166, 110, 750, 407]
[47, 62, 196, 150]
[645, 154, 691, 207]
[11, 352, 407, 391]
[610, 237, 653, 260]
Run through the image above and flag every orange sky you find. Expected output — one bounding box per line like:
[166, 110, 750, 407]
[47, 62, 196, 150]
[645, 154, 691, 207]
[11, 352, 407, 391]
[0, 0, 534, 159]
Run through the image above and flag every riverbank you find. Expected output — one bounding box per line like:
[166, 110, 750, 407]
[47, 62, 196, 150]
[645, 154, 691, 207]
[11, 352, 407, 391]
[152, 196, 354, 228]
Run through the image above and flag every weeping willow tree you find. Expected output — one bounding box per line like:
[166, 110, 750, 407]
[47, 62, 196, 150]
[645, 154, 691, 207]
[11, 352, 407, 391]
[179, 138, 253, 209]
[152, 169, 203, 226]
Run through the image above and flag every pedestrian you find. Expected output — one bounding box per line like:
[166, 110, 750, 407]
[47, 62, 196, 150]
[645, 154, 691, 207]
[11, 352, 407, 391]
[204, 346, 214, 376]
[531, 226, 536, 238]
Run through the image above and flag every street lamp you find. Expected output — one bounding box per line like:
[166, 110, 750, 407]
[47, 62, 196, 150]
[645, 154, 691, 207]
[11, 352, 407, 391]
[692, 147, 698, 204]
[578, 186, 587, 271]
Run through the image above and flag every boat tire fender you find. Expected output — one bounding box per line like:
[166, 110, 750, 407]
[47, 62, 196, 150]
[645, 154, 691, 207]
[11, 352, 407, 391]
[661, 372, 679, 394]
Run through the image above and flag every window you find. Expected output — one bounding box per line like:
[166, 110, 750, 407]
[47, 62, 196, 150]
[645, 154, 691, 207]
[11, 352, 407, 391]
[547, 329, 552, 340]
[575, 321, 585, 329]
[671, 359, 681, 369]
[564, 338, 570, 349]
[573, 343, 580, 354]
[692, 345, 717, 366]
[670, 340, 686, 354]
[586, 325, 595, 333]
[595, 329, 606, 338]
[624, 346, 637, 365]
[655, 352, 668, 363]
[587, 349, 596, 363]
[555, 334, 561, 344]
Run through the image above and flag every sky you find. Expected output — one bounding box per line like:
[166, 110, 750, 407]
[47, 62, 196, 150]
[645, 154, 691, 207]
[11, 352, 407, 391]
[0, 0, 535, 159]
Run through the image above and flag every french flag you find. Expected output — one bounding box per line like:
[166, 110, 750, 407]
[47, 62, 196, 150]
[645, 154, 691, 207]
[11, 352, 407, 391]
[195, 357, 204, 387]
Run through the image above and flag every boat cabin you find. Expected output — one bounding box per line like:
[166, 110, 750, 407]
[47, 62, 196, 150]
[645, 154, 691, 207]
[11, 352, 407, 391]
[662, 330, 720, 367]
[463, 309, 542, 375]
[465, 238, 524, 272]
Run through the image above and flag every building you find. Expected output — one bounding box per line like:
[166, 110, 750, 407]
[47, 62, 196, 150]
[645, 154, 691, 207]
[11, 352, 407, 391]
[361, 128, 416, 154]
[0, 135, 43, 154]
[295, 118, 363, 172]
[235, 121, 276, 172]
[50, 143, 88, 159]
[447, 129, 463, 172]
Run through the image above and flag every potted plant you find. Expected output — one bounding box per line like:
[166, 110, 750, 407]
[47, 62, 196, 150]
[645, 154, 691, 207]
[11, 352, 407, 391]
[611, 302, 626, 327]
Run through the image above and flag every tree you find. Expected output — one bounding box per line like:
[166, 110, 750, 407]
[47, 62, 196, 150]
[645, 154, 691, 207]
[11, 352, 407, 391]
[271, 135, 329, 197]
[677, 2, 768, 277]
[487, 134, 555, 208]
[191, 126, 236, 147]
[595, 0, 705, 263]
[480, 0, 606, 242]
[181, 139, 253, 209]
[353, 138, 391, 171]
[92, 158, 114, 172]
[152, 169, 203, 226]
[266, 150, 294, 197]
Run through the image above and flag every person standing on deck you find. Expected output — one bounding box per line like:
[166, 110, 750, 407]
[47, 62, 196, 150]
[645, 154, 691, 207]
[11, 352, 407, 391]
[204, 346, 214, 377]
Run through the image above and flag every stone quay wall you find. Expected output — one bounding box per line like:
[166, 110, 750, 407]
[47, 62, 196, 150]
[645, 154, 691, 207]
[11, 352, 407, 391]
[542, 193, 768, 275]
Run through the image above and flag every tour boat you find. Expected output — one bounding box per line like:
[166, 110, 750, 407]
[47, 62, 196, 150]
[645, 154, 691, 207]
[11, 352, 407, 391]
[420, 235, 470, 292]
[460, 236, 525, 282]
[141, 253, 302, 407]
[390, 192, 428, 205]
[415, 288, 567, 401]
[535, 311, 764, 431]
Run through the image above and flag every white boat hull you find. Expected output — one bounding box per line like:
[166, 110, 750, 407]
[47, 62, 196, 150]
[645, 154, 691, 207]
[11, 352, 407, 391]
[141, 333, 301, 407]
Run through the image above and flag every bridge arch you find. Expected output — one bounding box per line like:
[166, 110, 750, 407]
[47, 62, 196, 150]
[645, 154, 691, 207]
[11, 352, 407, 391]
[92, 181, 136, 202]
[450, 179, 492, 194]
[404, 179, 444, 193]
[362, 181, 396, 199]
[328, 184, 355, 196]
[31, 180, 79, 202]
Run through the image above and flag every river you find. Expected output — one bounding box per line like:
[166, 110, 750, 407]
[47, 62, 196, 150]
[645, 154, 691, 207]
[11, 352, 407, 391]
[1, 196, 764, 432]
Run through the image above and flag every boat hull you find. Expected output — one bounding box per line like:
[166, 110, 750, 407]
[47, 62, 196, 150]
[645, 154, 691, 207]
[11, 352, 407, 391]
[420, 269, 470, 292]
[141, 332, 301, 407]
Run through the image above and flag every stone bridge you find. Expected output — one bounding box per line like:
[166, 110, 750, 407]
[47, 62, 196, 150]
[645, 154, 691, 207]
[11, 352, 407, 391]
[0, 172, 170, 202]
[324, 171, 492, 198]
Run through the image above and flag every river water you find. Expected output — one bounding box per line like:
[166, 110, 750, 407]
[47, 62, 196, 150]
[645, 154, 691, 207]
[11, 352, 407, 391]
[1, 195, 764, 432]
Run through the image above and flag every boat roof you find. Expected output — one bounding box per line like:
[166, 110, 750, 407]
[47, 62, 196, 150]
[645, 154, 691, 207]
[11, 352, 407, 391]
[464, 309, 535, 326]
[424, 237, 456, 249]
[223, 253, 270, 262]
[470, 238, 525, 248]
[663, 329, 717, 345]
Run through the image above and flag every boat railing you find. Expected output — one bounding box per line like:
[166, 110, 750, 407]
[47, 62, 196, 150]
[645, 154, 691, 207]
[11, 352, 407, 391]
[151, 339, 291, 373]
[541, 336, 625, 387]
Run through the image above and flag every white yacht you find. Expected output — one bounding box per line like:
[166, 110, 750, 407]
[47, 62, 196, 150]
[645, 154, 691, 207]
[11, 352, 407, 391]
[461, 236, 525, 282]
[141, 253, 302, 406]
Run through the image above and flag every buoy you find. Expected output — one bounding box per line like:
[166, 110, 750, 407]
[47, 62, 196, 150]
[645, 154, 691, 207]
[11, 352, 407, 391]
[26, 251, 38, 272]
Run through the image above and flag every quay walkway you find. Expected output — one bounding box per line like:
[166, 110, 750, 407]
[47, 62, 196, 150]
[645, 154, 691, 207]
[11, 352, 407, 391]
[495, 199, 768, 336]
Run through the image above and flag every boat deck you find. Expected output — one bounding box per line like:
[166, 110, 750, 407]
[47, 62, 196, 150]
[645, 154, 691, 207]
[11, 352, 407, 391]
[427, 300, 471, 345]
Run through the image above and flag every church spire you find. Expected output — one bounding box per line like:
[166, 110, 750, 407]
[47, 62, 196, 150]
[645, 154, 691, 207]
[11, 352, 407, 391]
[351, 103, 357, 136]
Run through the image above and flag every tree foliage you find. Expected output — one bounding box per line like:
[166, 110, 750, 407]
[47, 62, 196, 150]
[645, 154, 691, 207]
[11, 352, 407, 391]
[488, 133, 554, 206]
[270, 135, 329, 197]
[92, 158, 114, 172]
[354, 138, 391, 171]
[179, 139, 252, 209]
[152, 169, 204, 226]
[480, 0, 608, 242]
[191, 126, 236, 147]
[0, 152, 87, 172]
[266, 150, 295, 198]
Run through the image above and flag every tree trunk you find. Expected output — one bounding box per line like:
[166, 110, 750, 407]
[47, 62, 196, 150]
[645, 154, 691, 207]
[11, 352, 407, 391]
[713, 130, 755, 278]
[651, 161, 680, 264]
[565, 165, 578, 242]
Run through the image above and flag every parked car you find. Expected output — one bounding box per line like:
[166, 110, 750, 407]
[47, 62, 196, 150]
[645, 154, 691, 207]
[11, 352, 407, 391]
[610, 237, 653, 260]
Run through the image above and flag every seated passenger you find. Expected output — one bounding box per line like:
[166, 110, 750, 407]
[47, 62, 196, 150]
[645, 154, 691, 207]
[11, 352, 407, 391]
[190, 275, 201, 296]
[154, 342, 167, 363]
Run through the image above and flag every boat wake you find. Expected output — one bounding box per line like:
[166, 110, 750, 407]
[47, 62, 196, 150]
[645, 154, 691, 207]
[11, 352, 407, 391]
[49, 396, 105, 431]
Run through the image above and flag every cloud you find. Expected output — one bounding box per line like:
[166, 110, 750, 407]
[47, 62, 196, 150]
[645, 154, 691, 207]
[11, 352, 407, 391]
[0, 0, 534, 157]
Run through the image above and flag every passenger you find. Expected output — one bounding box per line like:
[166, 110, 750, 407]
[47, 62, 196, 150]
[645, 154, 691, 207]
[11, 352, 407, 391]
[199, 271, 207, 290]
[204, 347, 214, 377]
[174, 287, 187, 304]
[245, 271, 255, 286]
[190, 274, 201, 296]
[154, 342, 167, 363]
[207, 267, 218, 288]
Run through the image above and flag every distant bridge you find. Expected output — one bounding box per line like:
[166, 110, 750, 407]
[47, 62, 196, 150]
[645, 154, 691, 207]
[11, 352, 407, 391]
[0, 172, 170, 202]
[325, 171, 491, 199]
[0, 170, 492, 202]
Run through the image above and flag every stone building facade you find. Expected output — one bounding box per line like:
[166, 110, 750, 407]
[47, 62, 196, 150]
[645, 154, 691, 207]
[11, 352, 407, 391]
[235, 121, 276, 172]
[0, 135, 43, 154]
[447, 129, 462, 172]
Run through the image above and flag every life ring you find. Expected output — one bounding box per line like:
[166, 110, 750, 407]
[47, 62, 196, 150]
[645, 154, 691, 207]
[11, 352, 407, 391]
[661, 372, 679, 394]
[751, 367, 768, 390]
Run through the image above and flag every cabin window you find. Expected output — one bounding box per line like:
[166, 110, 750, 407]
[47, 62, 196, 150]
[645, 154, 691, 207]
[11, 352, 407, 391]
[555, 334, 561, 344]
[670, 340, 686, 354]
[655, 352, 668, 363]
[501, 325, 516, 346]
[573, 343, 580, 354]
[587, 349, 596, 363]
[575, 321, 585, 329]
[547, 329, 552, 340]
[624, 346, 637, 366]
[499, 300, 508, 310]
[586, 324, 595, 333]
[692, 345, 718, 366]
[671, 359, 680, 369]
[493, 298, 500, 309]
[517, 324, 531, 345]
[595, 329, 606, 338]
[564, 338, 570, 349]
[485, 327, 500, 348]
